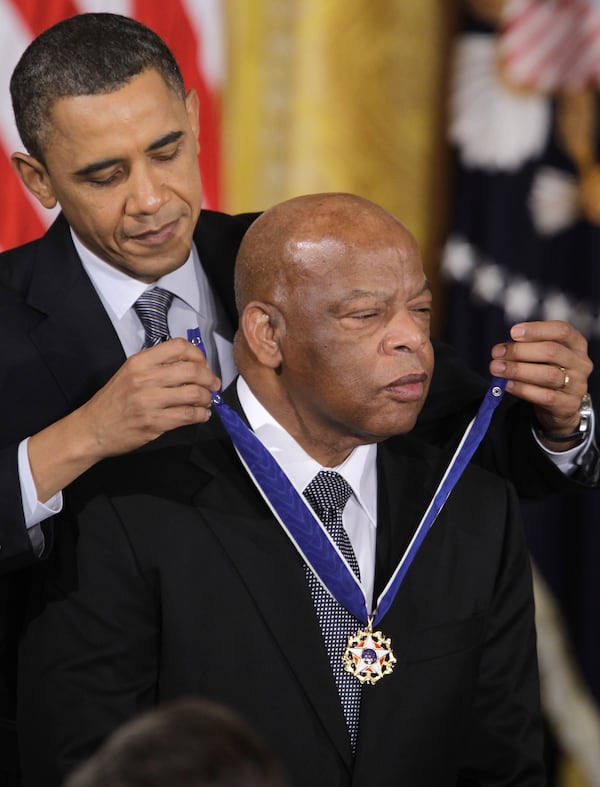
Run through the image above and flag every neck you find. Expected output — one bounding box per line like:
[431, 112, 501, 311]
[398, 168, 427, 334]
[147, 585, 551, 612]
[240, 376, 363, 467]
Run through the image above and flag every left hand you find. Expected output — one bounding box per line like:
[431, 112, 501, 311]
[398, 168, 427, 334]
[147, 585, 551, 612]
[489, 321, 593, 448]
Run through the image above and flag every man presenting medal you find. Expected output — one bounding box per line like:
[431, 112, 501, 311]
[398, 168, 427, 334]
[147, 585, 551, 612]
[18, 193, 545, 786]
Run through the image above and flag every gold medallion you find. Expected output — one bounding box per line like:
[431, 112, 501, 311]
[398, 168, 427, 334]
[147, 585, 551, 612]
[342, 623, 396, 685]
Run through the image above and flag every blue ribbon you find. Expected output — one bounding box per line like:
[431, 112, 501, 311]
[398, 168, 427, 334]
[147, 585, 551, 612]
[188, 327, 508, 625]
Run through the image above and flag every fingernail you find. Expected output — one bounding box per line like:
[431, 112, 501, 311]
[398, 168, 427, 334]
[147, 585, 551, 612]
[511, 324, 526, 339]
[490, 361, 506, 374]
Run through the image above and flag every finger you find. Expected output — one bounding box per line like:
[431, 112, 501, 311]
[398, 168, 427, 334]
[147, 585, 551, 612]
[491, 340, 573, 368]
[133, 337, 212, 366]
[500, 380, 582, 419]
[509, 320, 588, 352]
[491, 329, 593, 383]
[121, 353, 221, 394]
[137, 359, 221, 391]
[150, 382, 217, 410]
[154, 403, 214, 428]
[489, 358, 586, 393]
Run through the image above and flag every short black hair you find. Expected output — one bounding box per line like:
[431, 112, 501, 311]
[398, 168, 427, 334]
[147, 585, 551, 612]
[10, 12, 185, 164]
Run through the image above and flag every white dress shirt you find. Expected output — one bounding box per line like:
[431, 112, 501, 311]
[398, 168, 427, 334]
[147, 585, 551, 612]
[237, 376, 378, 609]
[18, 230, 236, 550]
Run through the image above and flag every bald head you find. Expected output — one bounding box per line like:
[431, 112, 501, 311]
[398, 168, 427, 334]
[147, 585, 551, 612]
[234, 192, 418, 315]
[232, 192, 433, 467]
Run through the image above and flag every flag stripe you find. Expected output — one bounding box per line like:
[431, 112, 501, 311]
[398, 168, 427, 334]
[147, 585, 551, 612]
[13, 0, 80, 37]
[500, 0, 600, 89]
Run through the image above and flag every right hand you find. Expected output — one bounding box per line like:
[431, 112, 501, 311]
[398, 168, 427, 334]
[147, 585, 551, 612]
[80, 338, 220, 459]
[27, 339, 221, 503]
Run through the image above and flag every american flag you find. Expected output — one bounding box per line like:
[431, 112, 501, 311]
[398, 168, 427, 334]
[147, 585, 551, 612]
[0, 0, 224, 252]
[499, 0, 600, 91]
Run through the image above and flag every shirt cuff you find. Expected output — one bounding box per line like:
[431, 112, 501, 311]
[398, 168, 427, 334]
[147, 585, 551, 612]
[531, 409, 596, 476]
[18, 438, 63, 551]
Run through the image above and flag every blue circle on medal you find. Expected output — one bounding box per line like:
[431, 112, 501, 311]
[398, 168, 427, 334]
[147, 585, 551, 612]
[361, 648, 377, 665]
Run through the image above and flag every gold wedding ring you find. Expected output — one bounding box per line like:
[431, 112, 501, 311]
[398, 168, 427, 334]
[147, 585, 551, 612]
[559, 366, 570, 389]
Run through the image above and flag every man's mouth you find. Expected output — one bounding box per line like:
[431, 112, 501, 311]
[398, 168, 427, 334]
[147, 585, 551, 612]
[384, 372, 428, 402]
[129, 219, 179, 246]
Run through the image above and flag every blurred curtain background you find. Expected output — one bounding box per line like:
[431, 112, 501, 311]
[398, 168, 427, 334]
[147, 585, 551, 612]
[0, 1, 598, 784]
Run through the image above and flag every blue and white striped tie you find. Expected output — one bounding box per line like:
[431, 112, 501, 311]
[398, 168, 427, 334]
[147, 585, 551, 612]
[134, 287, 174, 349]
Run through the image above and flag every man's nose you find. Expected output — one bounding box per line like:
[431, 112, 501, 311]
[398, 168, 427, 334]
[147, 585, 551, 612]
[125, 164, 166, 215]
[381, 311, 428, 354]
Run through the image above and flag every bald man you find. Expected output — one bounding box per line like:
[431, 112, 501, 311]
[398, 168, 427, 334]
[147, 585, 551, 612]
[18, 194, 544, 787]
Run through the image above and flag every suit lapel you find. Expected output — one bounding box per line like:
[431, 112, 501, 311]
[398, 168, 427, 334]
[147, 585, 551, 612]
[186, 413, 354, 769]
[25, 215, 125, 406]
[374, 436, 446, 599]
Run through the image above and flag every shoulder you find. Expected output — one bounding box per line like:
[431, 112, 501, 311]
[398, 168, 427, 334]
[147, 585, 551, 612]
[0, 213, 72, 291]
[67, 420, 233, 510]
[195, 209, 260, 242]
[381, 431, 512, 503]
[0, 236, 40, 290]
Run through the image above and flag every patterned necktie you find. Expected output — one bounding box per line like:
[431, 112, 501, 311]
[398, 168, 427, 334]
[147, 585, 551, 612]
[133, 287, 174, 348]
[303, 470, 362, 752]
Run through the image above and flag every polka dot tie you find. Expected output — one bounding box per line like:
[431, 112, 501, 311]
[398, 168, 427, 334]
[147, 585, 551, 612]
[303, 470, 362, 752]
[133, 287, 174, 349]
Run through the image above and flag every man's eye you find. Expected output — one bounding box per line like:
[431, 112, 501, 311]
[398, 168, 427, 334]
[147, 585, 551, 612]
[89, 172, 120, 187]
[411, 304, 432, 315]
[154, 146, 180, 163]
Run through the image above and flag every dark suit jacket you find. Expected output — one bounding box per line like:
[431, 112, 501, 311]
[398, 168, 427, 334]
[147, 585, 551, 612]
[17, 411, 545, 786]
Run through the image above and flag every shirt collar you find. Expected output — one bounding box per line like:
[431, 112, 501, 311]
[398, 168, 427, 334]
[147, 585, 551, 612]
[236, 376, 377, 524]
[72, 229, 202, 318]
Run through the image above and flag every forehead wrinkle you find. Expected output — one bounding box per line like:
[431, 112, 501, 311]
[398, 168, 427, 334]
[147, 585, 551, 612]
[337, 288, 389, 305]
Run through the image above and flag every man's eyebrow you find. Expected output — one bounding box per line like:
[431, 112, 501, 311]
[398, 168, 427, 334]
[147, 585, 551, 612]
[74, 157, 123, 178]
[414, 279, 432, 297]
[145, 130, 184, 153]
[73, 131, 185, 177]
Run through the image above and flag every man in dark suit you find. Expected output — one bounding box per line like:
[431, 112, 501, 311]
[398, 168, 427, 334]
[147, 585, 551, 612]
[18, 192, 545, 786]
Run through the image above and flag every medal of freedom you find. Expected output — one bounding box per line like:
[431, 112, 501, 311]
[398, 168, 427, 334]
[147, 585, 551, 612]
[342, 623, 396, 685]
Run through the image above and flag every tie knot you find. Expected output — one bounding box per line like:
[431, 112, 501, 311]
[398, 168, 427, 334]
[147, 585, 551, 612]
[303, 470, 353, 516]
[133, 287, 174, 348]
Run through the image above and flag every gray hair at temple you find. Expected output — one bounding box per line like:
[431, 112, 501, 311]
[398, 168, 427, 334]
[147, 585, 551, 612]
[10, 12, 185, 165]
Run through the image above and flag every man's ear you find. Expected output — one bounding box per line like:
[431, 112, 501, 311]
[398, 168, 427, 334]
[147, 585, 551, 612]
[241, 302, 284, 368]
[185, 88, 201, 152]
[11, 152, 58, 209]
